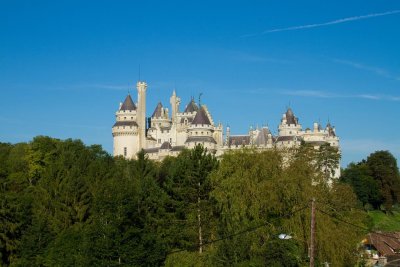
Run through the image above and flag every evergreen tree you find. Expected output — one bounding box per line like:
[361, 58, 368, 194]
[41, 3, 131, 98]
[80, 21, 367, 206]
[162, 145, 218, 258]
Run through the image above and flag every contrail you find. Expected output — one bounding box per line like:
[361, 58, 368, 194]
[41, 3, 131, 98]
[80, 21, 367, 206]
[262, 10, 400, 34]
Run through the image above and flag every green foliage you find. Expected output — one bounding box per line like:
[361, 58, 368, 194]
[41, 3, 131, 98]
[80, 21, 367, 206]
[341, 150, 400, 212]
[315, 143, 341, 180]
[340, 162, 382, 209]
[366, 151, 400, 212]
[1, 138, 370, 266]
[209, 149, 364, 266]
[367, 210, 400, 231]
[165, 251, 211, 267]
[162, 145, 218, 255]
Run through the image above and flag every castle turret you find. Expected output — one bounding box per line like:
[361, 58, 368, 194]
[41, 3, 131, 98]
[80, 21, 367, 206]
[278, 108, 302, 136]
[137, 81, 147, 150]
[185, 106, 217, 152]
[112, 94, 139, 158]
[170, 90, 181, 124]
[225, 125, 230, 146]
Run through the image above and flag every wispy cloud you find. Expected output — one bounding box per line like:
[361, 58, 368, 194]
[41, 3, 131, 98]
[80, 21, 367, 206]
[333, 59, 400, 81]
[243, 10, 400, 37]
[281, 90, 400, 101]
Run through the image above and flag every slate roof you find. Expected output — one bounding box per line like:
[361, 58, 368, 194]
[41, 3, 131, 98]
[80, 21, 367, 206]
[229, 135, 250, 146]
[192, 107, 211, 125]
[184, 99, 199, 113]
[120, 94, 137, 111]
[185, 136, 217, 144]
[285, 108, 298, 125]
[113, 121, 138, 127]
[326, 123, 336, 137]
[160, 142, 172, 150]
[151, 102, 163, 118]
[254, 127, 271, 146]
[171, 146, 185, 152]
[143, 147, 159, 153]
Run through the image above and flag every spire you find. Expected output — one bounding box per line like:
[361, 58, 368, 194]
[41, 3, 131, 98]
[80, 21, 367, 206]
[192, 106, 211, 125]
[120, 94, 137, 111]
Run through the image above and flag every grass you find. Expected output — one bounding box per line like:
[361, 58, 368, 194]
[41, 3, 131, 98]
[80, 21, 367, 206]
[368, 210, 400, 232]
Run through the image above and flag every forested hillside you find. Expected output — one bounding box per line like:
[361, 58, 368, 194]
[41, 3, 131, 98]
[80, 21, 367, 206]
[0, 136, 395, 266]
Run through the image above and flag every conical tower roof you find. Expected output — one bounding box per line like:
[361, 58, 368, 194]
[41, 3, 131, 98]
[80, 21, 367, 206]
[184, 98, 199, 113]
[120, 94, 136, 111]
[285, 108, 298, 125]
[192, 107, 211, 125]
[151, 102, 163, 118]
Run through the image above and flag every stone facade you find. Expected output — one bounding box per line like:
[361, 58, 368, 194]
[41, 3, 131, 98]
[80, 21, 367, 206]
[112, 81, 340, 176]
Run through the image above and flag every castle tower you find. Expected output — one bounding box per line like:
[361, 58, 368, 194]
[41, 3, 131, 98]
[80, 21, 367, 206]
[278, 108, 302, 136]
[137, 81, 147, 150]
[185, 106, 217, 152]
[112, 94, 139, 158]
[169, 90, 180, 124]
[225, 125, 230, 146]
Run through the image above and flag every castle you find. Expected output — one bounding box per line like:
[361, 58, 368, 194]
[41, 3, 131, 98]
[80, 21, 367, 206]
[112, 81, 340, 177]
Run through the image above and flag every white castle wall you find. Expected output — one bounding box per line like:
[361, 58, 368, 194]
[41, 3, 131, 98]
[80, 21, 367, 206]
[113, 134, 139, 159]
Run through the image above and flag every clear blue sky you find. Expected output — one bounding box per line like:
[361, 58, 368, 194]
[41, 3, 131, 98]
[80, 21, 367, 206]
[1, 0, 399, 167]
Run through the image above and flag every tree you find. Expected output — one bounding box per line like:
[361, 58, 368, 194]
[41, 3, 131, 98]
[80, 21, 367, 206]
[340, 162, 382, 209]
[366, 151, 400, 212]
[163, 145, 218, 261]
[316, 143, 341, 181]
[0, 143, 32, 265]
[209, 149, 365, 266]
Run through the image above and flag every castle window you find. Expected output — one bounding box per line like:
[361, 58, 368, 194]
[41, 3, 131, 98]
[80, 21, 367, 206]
[124, 147, 127, 157]
[158, 139, 161, 144]
[170, 138, 172, 143]
[201, 131, 204, 135]
[124, 117, 126, 120]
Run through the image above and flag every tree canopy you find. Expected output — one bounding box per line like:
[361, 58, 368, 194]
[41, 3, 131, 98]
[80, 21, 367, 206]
[341, 150, 400, 212]
[0, 137, 373, 266]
